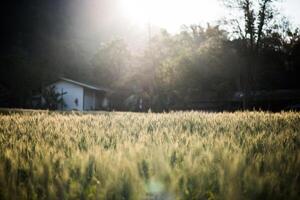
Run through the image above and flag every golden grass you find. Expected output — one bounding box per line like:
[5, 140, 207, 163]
[0, 111, 299, 200]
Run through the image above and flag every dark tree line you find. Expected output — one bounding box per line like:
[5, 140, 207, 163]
[222, 0, 300, 108]
[1, 0, 300, 110]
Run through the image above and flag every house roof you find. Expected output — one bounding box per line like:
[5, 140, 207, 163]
[58, 77, 112, 92]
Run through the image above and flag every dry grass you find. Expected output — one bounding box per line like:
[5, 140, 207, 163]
[0, 111, 299, 200]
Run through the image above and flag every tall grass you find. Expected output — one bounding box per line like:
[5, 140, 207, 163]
[0, 111, 299, 200]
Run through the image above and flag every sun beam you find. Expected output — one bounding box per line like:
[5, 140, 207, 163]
[120, 0, 225, 31]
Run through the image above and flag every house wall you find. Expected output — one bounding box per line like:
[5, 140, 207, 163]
[95, 92, 106, 110]
[50, 81, 83, 111]
[83, 89, 96, 110]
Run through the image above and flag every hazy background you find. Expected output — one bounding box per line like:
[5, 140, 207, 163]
[1, 0, 300, 110]
[2, 0, 299, 59]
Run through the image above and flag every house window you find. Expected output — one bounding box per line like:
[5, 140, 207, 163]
[74, 98, 79, 106]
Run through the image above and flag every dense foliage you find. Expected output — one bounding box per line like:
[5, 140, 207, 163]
[0, 111, 299, 199]
[1, 0, 300, 109]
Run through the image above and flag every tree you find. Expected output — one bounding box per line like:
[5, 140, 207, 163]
[222, 0, 281, 109]
[144, 25, 240, 109]
[91, 39, 132, 87]
[42, 86, 66, 110]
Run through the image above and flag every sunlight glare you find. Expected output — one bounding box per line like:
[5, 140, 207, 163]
[120, 0, 225, 31]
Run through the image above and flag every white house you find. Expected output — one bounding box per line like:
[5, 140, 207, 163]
[47, 77, 111, 111]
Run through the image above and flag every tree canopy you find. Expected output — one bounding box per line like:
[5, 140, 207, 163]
[1, 0, 300, 110]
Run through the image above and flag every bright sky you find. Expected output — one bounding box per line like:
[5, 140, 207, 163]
[120, 0, 300, 32]
[279, 0, 300, 26]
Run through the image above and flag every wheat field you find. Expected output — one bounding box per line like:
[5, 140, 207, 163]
[0, 111, 299, 200]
